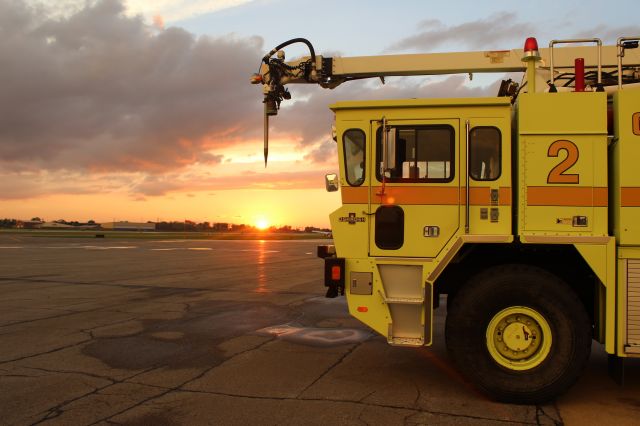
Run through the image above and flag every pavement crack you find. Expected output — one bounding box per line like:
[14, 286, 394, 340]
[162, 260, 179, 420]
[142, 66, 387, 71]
[94, 338, 278, 425]
[0, 310, 93, 328]
[0, 339, 92, 366]
[356, 406, 371, 426]
[21, 366, 116, 383]
[535, 404, 563, 426]
[31, 385, 106, 425]
[357, 390, 376, 403]
[411, 380, 422, 409]
[553, 401, 565, 425]
[177, 336, 277, 389]
[29, 367, 160, 425]
[175, 389, 536, 424]
[295, 341, 361, 398]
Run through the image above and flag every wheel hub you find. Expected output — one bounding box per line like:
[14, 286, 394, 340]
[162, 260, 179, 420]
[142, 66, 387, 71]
[486, 307, 552, 370]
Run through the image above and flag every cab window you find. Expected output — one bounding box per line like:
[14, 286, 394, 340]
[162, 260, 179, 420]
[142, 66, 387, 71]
[470, 127, 501, 181]
[376, 125, 454, 183]
[343, 129, 366, 186]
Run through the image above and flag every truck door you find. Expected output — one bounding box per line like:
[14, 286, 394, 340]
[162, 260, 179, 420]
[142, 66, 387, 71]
[369, 119, 460, 257]
[466, 117, 512, 236]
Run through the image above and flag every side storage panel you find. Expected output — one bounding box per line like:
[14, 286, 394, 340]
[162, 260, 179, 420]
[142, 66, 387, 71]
[611, 89, 640, 245]
[617, 248, 640, 356]
[517, 92, 608, 237]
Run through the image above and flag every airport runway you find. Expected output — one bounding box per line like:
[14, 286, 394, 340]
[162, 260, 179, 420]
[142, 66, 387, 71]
[0, 235, 639, 425]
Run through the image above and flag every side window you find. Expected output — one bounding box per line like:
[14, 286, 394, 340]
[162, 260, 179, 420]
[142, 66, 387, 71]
[376, 125, 454, 183]
[470, 127, 501, 181]
[343, 129, 366, 186]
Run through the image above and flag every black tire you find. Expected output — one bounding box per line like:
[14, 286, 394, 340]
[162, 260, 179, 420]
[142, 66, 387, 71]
[445, 264, 591, 404]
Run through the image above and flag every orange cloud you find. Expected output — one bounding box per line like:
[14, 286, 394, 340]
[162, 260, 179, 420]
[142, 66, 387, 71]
[153, 14, 164, 29]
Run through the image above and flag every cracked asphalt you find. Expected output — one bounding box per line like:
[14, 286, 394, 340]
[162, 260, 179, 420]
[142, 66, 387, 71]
[1, 235, 639, 425]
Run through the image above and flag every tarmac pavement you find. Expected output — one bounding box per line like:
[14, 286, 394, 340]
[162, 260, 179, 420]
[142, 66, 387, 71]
[0, 235, 639, 425]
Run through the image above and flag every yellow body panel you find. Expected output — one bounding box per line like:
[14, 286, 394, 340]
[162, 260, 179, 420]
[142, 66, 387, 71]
[518, 92, 608, 237]
[611, 89, 640, 245]
[574, 238, 616, 352]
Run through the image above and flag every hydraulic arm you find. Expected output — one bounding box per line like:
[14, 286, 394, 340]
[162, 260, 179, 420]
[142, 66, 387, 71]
[251, 38, 640, 164]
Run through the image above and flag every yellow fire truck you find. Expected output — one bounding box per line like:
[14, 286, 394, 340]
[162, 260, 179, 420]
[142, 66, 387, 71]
[251, 36, 640, 403]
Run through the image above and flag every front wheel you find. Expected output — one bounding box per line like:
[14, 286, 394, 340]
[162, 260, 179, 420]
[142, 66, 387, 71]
[445, 264, 591, 404]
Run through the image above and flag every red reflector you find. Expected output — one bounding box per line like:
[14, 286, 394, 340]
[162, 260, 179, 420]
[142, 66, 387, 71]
[357, 306, 368, 312]
[331, 265, 341, 281]
[524, 37, 539, 52]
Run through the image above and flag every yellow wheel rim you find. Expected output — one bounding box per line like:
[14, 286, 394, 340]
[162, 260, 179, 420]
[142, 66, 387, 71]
[486, 306, 552, 371]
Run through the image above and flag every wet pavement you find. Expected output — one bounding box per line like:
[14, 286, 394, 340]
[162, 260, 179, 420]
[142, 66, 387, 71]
[0, 235, 639, 425]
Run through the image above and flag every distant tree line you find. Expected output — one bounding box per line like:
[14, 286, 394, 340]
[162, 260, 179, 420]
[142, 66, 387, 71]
[155, 221, 330, 233]
[0, 219, 18, 228]
[0, 217, 330, 233]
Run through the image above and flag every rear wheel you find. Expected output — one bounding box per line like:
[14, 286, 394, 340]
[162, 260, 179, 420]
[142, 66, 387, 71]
[445, 264, 591, 404]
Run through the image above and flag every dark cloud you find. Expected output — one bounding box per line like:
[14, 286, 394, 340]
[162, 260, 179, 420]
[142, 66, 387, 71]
[0, 0, 509, 202]
[573, 25, 640, 44]
[386, 12, 535, 53]
[0, 0, 263, 173]
[131, 169, 326, 196]
[304, 140, 337, 164]
[0, 170, 134, 199]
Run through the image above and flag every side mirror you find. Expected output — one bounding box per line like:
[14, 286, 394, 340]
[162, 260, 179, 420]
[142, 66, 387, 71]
[325, 173, 339, 192]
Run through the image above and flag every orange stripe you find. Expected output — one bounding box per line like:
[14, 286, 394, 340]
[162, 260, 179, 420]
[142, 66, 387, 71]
[622, 187, 640, 207]
[527, 187, 608, 207]
[594, 188, 608, 207]
[341, 186, 368, 204]
[342, 186, 513, 206]
[463, 187, 489, 205]
[499, 187, 512, 206]
[461, 187, 512, 206]
[373, 186, 459, 205]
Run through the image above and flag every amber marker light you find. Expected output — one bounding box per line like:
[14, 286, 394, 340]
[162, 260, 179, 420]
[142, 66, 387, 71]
[331, 265, 341, 281]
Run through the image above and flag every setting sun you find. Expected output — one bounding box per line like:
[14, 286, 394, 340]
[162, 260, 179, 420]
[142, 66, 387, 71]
[255, 218, 269, 230]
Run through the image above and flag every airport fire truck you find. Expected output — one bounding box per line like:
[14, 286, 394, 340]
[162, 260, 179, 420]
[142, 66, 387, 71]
[251, 36, 640, 403]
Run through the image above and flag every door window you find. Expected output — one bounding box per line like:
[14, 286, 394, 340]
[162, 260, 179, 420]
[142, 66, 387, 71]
[469, 126, 501, 181]
[376, 125, 454, 183]
[343, 129, 366, 186]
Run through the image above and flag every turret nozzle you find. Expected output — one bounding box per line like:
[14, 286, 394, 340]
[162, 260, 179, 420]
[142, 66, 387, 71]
[250, 73, 263, 84]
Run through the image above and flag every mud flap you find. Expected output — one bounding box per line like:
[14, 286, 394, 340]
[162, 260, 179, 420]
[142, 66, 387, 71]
[324, 257, 345, 298]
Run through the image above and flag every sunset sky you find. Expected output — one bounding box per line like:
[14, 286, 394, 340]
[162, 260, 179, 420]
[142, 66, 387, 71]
[1, 0, 637, 228]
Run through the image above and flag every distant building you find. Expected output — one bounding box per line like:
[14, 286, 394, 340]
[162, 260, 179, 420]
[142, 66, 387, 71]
[18, 220, 44, 229]
[101, 221, 156, 231]
[40, 221, 75, 229]
[213, 223, 231, 232]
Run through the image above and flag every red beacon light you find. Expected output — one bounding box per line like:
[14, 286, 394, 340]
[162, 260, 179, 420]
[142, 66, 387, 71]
[522, 37, 541, 61]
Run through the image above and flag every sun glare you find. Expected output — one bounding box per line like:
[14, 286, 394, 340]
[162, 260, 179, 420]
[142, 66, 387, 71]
[255, 218, 269, 230]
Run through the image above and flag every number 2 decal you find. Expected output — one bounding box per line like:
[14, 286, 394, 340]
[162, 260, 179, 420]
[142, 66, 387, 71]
[547, 140, 579, 184]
